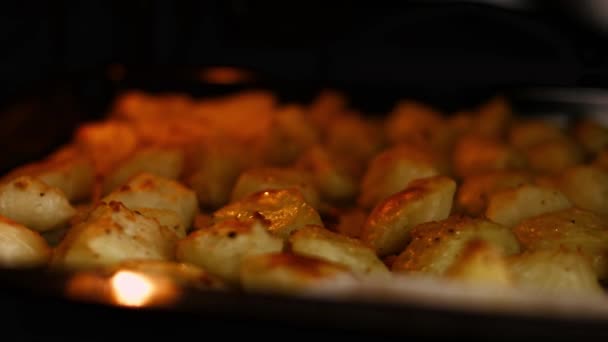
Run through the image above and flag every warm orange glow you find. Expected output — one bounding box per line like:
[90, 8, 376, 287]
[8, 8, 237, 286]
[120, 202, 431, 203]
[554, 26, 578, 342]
[199, 67, 254, 84]
[111, 271, 155, 307]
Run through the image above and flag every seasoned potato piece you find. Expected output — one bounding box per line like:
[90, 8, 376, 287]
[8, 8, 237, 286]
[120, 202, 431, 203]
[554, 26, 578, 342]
[135, 208, 185, 238]
[593, 147, 608, 170]
[290, 225, 388, 276]
[361, 176, 456, 256]
[214, 189, 322, 239]
[2, 145, 95, 202]
[325, 115, 385, 168]
[308, 89, 349, 131]
[508, 249, 603, 295]
[509, 120, 563, 149]
[296, 146, 357, 203]
[524, 138, 583, 174]
[445, 240, 512, 286]
[485, 185, 572, 228]
[456, 171, 532, 216]
[103, 147, 184, 194]
[107, 260, 224, 290]
[453, 135, 526, 177]
[259, 105, 320, 166]
[392, 216, 520, 275]
[0, 176, 76, 232]
[175, 220, 283, 284]
[103, 173, 198, 230]
[231, 167, 320, 209]
[385, 100, 444, 145]
[473, 96, 512, 138]
[0, 216, 51, 268]
[335, 208, 368, 239]
[574, 119, 608, 155]
[559, 166, 608, 216]
[513, 208, 608, 279]
[53, 201, 177, 269]
[359, 144, 440, 209]
[240, 252, 354, 294]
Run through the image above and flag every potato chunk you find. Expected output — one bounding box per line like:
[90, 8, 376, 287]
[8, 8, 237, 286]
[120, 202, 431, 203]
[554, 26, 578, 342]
[325, 115, 385, 167]
[559, 166, 608, 216]
[135, 208, 186, 238]
[358, 144, 440, 209]
[361, 176, 456, 256]
[574, 119, 608, 155]
[103, 173, 198, 230]
[240, 252, 355, 294]
[52, 201, 177, 269]
[513, 208, 608, 279]
[456, 171, 532, 216]
[0, 216, 51, 268]
[290, 225, 388, 276]
[473, 96, 512, 138]
[214, 189, 322, 239]
[0, 176, 76, 232]
[485, 185, 572, 228]
[231, 167, 320, 209]
[445, 240, 512, 287]
[176, 220, 283, 284]
[2, 145, 95, 202]
[508, 249, 603, 295]
[509, 120, 564, 149]
[453, 135, 526, 177]
[392, 216, 520, 275]
[524, 138, 583, 174]
[103, 147, 184, 194]
[384, 100, 444, 145]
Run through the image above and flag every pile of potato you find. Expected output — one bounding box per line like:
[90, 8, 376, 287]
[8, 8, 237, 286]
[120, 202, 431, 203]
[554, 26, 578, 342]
[0, 89, 607, 297]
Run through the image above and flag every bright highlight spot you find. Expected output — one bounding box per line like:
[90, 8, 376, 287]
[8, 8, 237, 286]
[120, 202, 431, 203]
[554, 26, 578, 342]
[111, 271, 155, 307]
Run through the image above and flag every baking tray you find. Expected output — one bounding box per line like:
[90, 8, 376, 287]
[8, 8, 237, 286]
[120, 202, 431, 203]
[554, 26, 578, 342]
[1, 66, 607, 341]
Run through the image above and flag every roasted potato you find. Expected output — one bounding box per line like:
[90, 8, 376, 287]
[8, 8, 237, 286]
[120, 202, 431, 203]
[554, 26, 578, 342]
[559, 166, 608, 216]
[445, 239, 512, 287]
[290, 225, 389, 277]
[392, 216, 520, 275]
[103, 172, 198, 230]
[524, 138, 583, 174]
[485, 184, 572, 228]
[2, 145, 95, 202]
[135, 208, 186, 238]
[0, 176, 76, 232]
[593, 147, 608, 170]
[473, 96, 512, 138]
[231, 167, 320, 209]
[456, 171, 532, 216]
[308, 89, 349, 131]
[573, 119, 608, 155]
[358, 144, 440, 209]
[513, 208, 608, 279]
[175, 219, 283, 284]
[103, 147, 185, 194]
[508, 249, 603, 295]
[325, 114, 385, 169]
[508, 120, 564, 149]
[240, 252, 355, 294]
[215, 188, 323, 239]
[453, 135, 526, 178]
[52, 201, 177, 269]
[0, 216, 51, 268]
[334, 208, 368, 239]
[361, 176, 456, 257]
[385, 100, 444, 145]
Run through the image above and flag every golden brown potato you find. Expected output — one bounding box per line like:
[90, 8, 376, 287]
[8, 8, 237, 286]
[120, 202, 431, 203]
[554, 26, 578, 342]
[0, 216, 51, 268]
[175, 219, 283, 284]
[392, 216, 520, 275]
[106, 260, 225, 290]
[485, 185, 572, 228]
[473, 96, 512, 138]
[325, 114, 385, 168]
[2, 145, 95, 202]
[135, 208, 185, 238]
[231, 167, 320, 209]
[385, 100, 444, 145]
[0, 176, 76, 232]
[524, 138, 583, 174]
[445, 239, 512, 287]
[593, 147, 608, 170]
[296, 145, 357, 203]
[103, 147, 184, 194]
[308, 89, 349, 131]
[103, 172, 198, 230]
[240, 252, 355, 294]
[52, 201, 177, 269]
[334, 208, 368, 239]
[361, 176, 456, 257]
[453, 135, 526, 178]
[513, 208, 608, 279]
[508, 249, 603, 295]
[358, 144, 440, 209]
[574, 119, 608, 155]
[456, 171, 532, 216]
[289, 225, 389, 276]
[214, 189, 323, 239]
[508, 120, 564, 149]
[559, 166, 608, 216]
